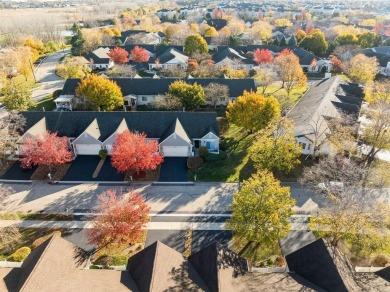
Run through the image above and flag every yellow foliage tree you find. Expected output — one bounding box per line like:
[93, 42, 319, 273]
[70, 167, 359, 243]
[76, 74, 124, 111]
[343, 54, 379, 84]
[274, 18, 292, 27]
[204, 25, 218, 37]
[226, 91, 280, 132]
[364, 81, 390, 104]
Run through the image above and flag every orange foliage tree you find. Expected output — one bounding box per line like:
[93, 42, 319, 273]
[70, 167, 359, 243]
[87, 189, 150, 248]
[111, 130, 164, 175]
[20, 131, 72, 175]
[253, 49, 273, 65]
[130, 46, 150, 64]
[108, 47, 129, 64]
[187, 58, 199, 72]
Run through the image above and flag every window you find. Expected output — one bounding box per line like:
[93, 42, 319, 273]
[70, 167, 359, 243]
[301, 143, 307, 150]
[307, 144, 311, 150]
[142, 96, 148, 102]
[206, 141, 215, 150]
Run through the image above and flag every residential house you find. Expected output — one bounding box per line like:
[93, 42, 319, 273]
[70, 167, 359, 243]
[84, 47, 114, 70]
[206, 19, 228, 30]
[148, 47, 189, 70]
[19, 111, 220, 157]
[58, 77, 257, 108]
[1, 235, 388, 291]
[213, 47, 254, 70]
[118, 30, 166, 45]
[286, 76, 363, 155]
[346, 46, 390, 77]
[156, 9, 177, 20]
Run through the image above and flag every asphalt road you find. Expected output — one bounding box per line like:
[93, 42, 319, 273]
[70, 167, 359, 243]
[32, 49, 70, 101]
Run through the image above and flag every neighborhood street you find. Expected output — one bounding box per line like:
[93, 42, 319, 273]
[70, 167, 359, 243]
[31, 49, 70, 101]
[2, 181, 323, 214]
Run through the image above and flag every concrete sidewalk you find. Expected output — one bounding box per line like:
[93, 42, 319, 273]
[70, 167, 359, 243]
[0, 219, 310, 231]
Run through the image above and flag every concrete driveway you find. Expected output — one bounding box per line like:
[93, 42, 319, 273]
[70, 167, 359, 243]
[159, 157, 188, 182]
[32, 49, 70, 101]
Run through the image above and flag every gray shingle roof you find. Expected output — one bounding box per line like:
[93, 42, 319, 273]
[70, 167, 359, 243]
[20, 111, 219, 142]
[188, 242, 248, 292]
[61, 77, 256, 98]
[286, 239, 361, 292]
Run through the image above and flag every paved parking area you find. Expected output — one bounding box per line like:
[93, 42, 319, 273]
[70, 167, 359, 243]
[159, 157, 188, 182]
[145, 230, 185, 253]
[61, 156, 124, 181]
[191, 230, 232, 253]
[1, 161, 37, 180]
[61, 156, 100, 181]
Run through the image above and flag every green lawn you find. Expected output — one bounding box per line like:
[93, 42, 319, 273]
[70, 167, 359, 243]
[29, 95, 55, 111]
[190, 124, 256, 182]
[259, 84, 308, 104]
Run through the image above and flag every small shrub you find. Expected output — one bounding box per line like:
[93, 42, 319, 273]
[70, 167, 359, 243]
[258, 261, 266, 267]
[90, 265, 101, 269]
[199, 146, 209, 159]
[187, 157, 204, 170]
[99, 149, 108, 159]
[112, 255, 128, 266]
[53, 89, 62, 98]
[267, 258, 275, 266]
[219, 140, 228, 151]
[32, 231, 61, 249]
[275, 256, 286, 267]
[372, 254, 390, 267]
[94, 256, 114, 267]
[8, 247, 31, 262]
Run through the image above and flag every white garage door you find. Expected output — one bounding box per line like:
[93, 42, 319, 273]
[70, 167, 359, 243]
[162, 146, 189, 157]
[75, 144, 102, 155]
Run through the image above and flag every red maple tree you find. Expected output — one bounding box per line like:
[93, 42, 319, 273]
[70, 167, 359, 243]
[330, 55, 343, 74]
[277, 48, 293, 57]
[253, 49, 273, 65]
[20, 131, 72, 175]
[107, 47, 129, 64]
[111, 130, 164, 175]
[130, 46, 150, 64]
[87, 189, 150, 248]
[187, 58, 199, 72]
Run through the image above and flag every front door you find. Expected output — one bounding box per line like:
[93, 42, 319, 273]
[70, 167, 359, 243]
[194, 140, 200, 148]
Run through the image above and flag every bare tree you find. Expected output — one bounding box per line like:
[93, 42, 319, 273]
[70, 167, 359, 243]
[106, 65, 137, 77]
[160, 66, 187, 78]
[254, 65, 277, 94]
[204, 83, 229, 108]
[0, 183, 13, 211]
[0, 112, 25, 166]
[360, 100, 390, 167]
[153, 94, 183, 111]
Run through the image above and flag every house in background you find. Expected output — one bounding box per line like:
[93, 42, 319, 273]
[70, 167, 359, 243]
[286, 76, 363, 155]
[58, 76, 257, 108]
[118, 30, 166, 45]
[213, 47, 254, 70]
[20, 111, 220, 157]
[346, 46, 390, 77]
[148, 47, 189, 70]
[84, 47, 114, 70]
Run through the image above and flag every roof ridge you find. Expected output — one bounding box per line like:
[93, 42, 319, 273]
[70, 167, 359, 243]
[19, 235, 58, 292]
[149, 241, 161, 292]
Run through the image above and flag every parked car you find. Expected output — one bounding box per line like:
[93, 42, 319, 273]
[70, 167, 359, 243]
[53, 107, 71, 112]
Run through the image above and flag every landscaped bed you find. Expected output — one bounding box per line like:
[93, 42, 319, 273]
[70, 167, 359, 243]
[31, 163, 71, 181]
[124, 166, 161, 181]
[0, 227, 67, 261]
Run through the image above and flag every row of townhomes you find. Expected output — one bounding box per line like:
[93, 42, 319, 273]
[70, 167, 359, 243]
[1, 235, 388, 291]
[54, 77, 257, 109]
[287, 76, 363, 155]
[85, 44, 332, 73]
[18, 111, 220, 157]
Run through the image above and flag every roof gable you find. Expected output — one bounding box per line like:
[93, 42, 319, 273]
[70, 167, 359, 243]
[17, 236, 85, 291]
[285, 239, 361, 292]
[161, 118, 191, 144]
[188, 242, 248, 292]
[18, 117, 46, 143]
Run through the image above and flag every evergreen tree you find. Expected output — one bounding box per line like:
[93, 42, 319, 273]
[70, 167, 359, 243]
[271, 38, 280, 46]
[70, 23, 85, 56]
[287, 35, 297, 46]
[280, 35, 288, 46]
